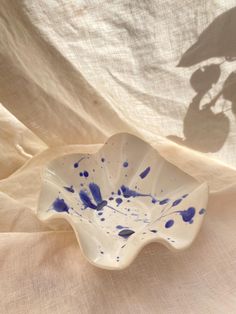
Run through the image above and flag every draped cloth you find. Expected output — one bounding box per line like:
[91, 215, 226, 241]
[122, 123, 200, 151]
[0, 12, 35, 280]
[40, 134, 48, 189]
[1, 1, 236, 313]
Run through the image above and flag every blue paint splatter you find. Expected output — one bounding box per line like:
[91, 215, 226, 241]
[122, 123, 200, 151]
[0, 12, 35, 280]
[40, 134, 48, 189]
[123, 161, 128, 167]
[80, 172, 83, 177]
[199, 208, 206, 215]
[96, 200, 108, 211]
[63, 185, 74, 193]
[116, 225, 127, 229]
[73, 157, 85, 168]
[165, 219, 174, 228]
[120, 185, 136, 197]
[179, 207, 195, 222]
[84, 171, 89, 177]
[139, 166, 151, 179]
[120, 185, 147, 198]
[83, 182, 108, 211]
[116, 198, 123, 206]
[172, 199, 182, 207]
[89, 183, 102, 204]
[159, 198, 170, 205]
[52, 198, 69, 213]
[118, 229, 135, 239]
[79, 190, 97, 209]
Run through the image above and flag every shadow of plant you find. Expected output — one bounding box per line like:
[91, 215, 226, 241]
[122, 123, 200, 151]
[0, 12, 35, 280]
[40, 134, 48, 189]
[168, 7, 236, 153]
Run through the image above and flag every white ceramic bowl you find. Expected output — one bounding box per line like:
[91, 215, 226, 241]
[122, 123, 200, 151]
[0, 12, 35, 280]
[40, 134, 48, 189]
[37, 133, 208, 270]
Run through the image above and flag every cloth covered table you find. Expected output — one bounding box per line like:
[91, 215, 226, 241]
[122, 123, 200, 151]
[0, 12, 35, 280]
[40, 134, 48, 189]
[1, 1, 236, 313]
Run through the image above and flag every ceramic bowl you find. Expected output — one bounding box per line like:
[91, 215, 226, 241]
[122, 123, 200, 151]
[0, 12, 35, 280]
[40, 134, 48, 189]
[37, 133, 208, 270]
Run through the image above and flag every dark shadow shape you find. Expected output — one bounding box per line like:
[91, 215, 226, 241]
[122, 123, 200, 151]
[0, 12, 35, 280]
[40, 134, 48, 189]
[178, 7, 236, 67]
[167, 7, 236, 152]
[222, 71, 236, 115]
[168, 64, 230, 152]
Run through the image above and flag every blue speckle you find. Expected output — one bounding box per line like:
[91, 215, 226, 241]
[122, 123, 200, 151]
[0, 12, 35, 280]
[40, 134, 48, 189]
[172, 199, 182, 207]
[101, 217, 105, 221]
[123, 161, 129, 167]
[109, 197, 114, 200]
[179, 207, 195, 222]
[199, 208, 206, 215]
[165, 219, 174, 228]
[73, 157, 85, 168]
[118, 189, 121, 195]
[116, 225, 126, 229]
[159, 198, 170, 205]
[118, 229, 135, 238]
[139, 166, 151, 179]
[152, 199, 157, 204]
[52, 198, 69, 213]
[150, 229, 157, 233]
[79, 172, 83, 176]
[101, 158, 105, 162]
[116, 198, 123, 206]
[84, 171, 89, 177]
[79, 190, 97, 209]
[63, 185, 74, 193]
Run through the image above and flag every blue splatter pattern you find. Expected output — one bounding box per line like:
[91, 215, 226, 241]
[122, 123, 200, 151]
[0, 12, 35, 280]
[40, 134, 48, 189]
[48, 154, 206, 263]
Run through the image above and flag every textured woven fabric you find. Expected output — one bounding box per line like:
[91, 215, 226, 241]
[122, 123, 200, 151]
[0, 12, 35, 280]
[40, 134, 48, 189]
[1, 1, 236, 313]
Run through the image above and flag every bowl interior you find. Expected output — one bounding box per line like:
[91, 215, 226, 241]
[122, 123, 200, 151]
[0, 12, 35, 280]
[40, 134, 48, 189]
[38, 133, 207, 269]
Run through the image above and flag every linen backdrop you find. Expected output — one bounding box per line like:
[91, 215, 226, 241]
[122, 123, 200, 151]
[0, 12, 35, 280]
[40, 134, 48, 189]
[1, 0, 236, 313]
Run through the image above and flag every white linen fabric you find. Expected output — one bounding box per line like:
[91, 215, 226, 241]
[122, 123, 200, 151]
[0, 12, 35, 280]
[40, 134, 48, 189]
[1, 0, 236, 313]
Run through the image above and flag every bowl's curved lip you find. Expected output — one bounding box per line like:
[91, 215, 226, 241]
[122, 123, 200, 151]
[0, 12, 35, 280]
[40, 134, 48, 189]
[37, 132, 209, 270]
[40, 131, 206, 181]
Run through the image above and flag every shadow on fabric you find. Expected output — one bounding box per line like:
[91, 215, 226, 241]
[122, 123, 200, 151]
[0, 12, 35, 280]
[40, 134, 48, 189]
[168, 7, 236, 153]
